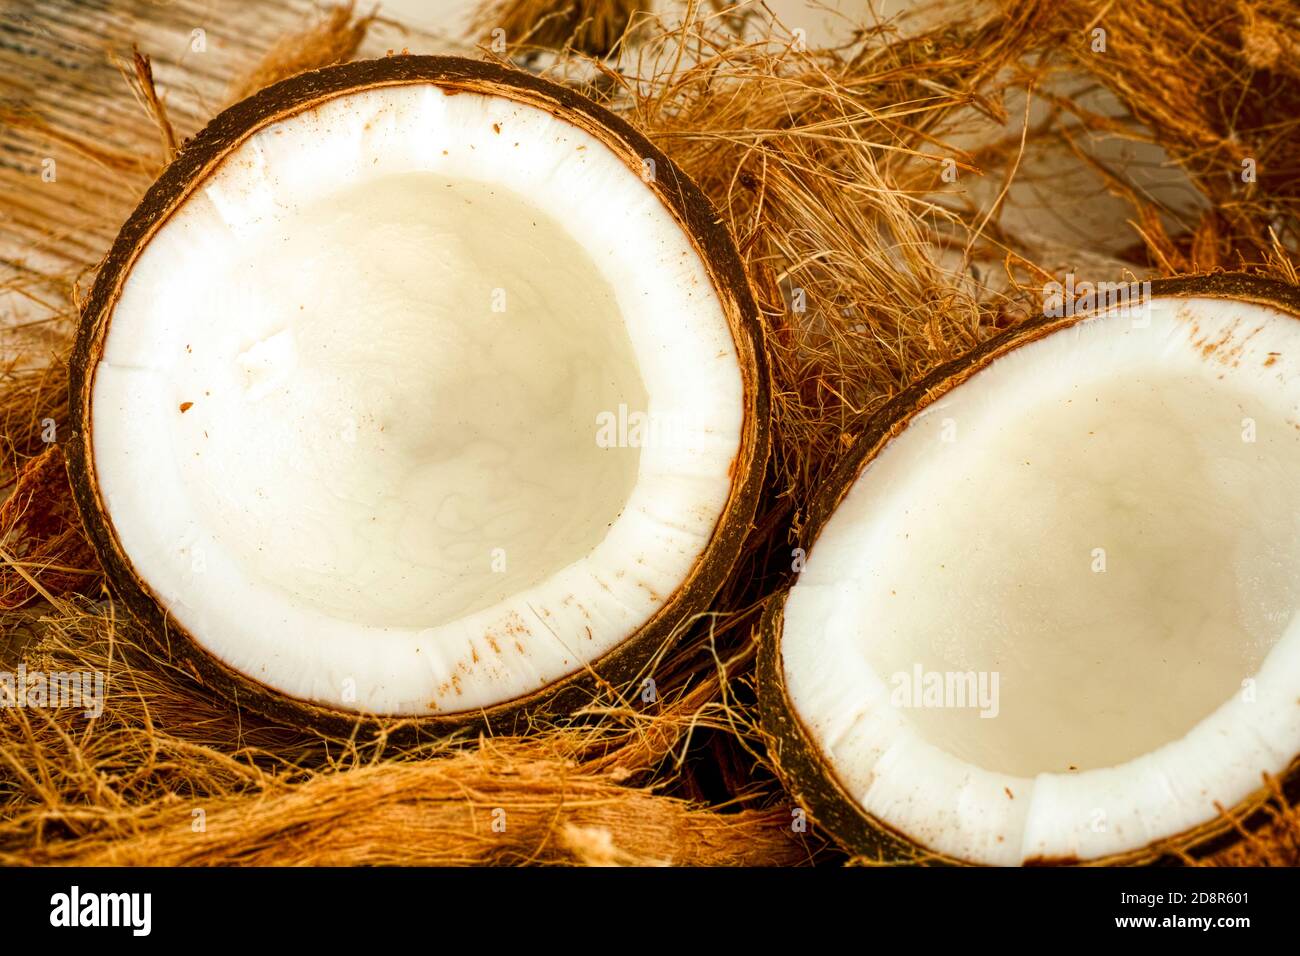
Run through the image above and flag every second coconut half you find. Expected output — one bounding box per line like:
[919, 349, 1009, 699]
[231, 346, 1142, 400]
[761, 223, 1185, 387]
[761, 274, 1300, 866]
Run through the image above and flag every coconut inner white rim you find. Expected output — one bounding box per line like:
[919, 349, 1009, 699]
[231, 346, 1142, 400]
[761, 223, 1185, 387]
[92, 83, 745, 716]
[781, 294, 1300, 864]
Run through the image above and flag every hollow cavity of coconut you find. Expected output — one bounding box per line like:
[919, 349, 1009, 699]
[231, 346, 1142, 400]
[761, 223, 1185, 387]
[761, 275, 1300, 866]
[67, 56, 767, 732]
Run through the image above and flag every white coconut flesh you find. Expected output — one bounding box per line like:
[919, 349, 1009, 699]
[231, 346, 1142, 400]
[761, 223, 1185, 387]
[781, 294, 1300, 864]
[91, 84, 745, 715]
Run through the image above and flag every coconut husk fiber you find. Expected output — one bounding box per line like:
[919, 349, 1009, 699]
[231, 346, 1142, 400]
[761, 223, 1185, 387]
[472, 0, 650, 57]
[1, 0, 1298, 867]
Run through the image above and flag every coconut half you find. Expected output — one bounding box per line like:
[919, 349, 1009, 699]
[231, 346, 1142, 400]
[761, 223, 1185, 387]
[760, 274, 1300, 865]
[67, 56, 767, 731]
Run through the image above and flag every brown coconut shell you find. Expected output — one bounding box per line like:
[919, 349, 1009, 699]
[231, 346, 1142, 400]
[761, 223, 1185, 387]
[65, 55, 769, 738]
[758, 272, 1300, 866]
